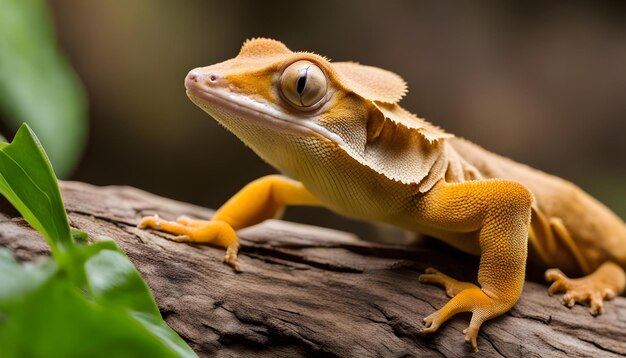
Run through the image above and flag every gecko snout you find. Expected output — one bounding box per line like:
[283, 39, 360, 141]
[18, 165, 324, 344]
[185, 68, 222, 90]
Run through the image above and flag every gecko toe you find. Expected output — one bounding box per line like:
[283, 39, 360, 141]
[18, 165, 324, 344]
[545, 263, 625, 315]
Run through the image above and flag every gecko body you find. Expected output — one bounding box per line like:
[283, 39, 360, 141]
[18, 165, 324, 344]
[139, 39, 626, 351]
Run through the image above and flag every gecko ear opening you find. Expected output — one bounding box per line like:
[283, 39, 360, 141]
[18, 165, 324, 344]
[331, 62, 407, 103]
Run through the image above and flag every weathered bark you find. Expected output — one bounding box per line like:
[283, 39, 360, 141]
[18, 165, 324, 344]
[1, 181, 625, 357]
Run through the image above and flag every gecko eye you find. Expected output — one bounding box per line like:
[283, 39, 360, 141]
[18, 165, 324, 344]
[280, 60, 328, 110]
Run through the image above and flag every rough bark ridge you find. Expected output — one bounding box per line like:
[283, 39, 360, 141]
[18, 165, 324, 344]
[1, 181, 625, 357]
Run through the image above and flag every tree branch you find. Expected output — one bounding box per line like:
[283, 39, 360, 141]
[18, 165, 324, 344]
[1, 181, 625, 357]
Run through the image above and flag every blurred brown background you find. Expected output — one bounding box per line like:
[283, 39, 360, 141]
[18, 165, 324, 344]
[49, 1, 626, 236]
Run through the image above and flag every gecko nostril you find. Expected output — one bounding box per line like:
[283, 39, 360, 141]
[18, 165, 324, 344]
[189, 74, 198, 82]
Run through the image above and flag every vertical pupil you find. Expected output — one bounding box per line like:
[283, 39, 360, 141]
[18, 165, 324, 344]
[296, 67, 308, 94]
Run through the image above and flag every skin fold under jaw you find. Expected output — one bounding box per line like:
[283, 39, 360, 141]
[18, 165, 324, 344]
[139, 38, 626, 352]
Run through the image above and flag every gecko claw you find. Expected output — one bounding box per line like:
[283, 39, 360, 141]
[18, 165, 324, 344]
[421, 312, 442, 334]
[224, 254, 241, 273]
[174, 235, 191, 242]
[224, 243, 241, 273]
[138, 215, 162, 229]
[464, 328, 479, 352]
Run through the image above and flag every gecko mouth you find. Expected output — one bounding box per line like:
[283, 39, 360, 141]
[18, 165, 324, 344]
[185, 83, 346, 147]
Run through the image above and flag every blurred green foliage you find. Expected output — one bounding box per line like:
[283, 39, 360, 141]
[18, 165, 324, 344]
[0, 125, 196, 357]
[0, 0, 87, 177]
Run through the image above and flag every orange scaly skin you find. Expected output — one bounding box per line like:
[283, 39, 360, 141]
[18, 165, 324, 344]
[138, 39, 626, 352]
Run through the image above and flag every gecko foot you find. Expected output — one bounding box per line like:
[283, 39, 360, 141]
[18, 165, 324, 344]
[545, 262, 626, 315]
[419, 268, 505, 352]
[138, 215, 241, 272]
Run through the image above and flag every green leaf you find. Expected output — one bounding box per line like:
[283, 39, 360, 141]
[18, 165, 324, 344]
[0, 248, 57, 302]
[0, 0, 87, 177]
[71, 228, 89, 243]
[0, 123, 196, 356]
[0, 249, 192, 358]
[82, 244, 194, 357]
[0, 124, 72, 255]
[83, 239, 160, 316]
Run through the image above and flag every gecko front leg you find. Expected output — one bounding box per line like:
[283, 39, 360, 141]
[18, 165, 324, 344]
[138, 175, 320, 271]
[416, 180, 533, 351]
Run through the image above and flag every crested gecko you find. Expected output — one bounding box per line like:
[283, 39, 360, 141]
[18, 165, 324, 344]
[138, 38, 626, 352]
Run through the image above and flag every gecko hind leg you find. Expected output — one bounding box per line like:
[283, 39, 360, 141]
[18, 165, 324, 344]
[545, 261, 626, 315]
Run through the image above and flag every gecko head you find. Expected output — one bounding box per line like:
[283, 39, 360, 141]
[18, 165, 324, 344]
[185, 38, 450, 183]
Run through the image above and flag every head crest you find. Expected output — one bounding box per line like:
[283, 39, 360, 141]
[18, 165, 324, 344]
[239, 38, 293, 57]
[331, 62, 407, 103]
